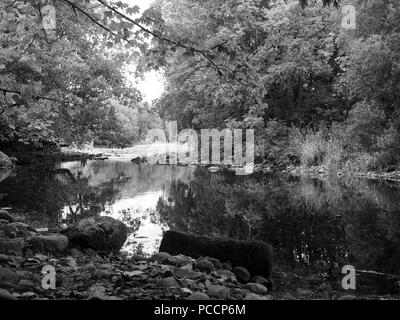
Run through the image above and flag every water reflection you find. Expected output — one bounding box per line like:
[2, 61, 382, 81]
[1, 161, 400, 274]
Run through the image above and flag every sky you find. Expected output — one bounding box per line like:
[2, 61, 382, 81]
[123, 0, 165, 104]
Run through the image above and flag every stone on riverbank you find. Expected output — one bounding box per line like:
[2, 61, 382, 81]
[0, 267, 20, 285]
[63, 216, 127, 252]
[233, 266, 251, 284]
[0, 210, 15, 223]
[27, 234, 69, 254]
[0, 238, 25, 255]
[0, 151, 14, 169]
[159, 231, 273, 278]
[244, 283, 269, 295]
[3, 222, 36, 238]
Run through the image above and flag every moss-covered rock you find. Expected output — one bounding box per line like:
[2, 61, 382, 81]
[159, 231, 273, 278]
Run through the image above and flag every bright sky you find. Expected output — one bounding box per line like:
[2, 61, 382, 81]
[123, 0, 165, 104]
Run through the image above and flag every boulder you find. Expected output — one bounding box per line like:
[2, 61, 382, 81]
[232, 266, 251, 284]
[27, 234, 69, 254]
[0, 210, 15, 223]
[159, 231, 273, 278]
[0, 238, 25, 256]
[63, 216, 127, 252]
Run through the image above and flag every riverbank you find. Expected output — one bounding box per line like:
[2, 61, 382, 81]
[1, 208, 399, 300]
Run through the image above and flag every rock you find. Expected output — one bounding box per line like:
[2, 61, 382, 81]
[0, 151, 14, 169]
[18, 279, 35, 288]
[28, 234, 69, 254]
[215, 270, 236, 280]
[245, 283, 269, 295]
[194, 259, 215, 274]
[207, 257, 222, 269]
[338, 295, 357, 300]
[131, 156, 145, 164]
[185, 292, 210, 300]
[0, 238, 25, 255]
[282, 293, 296, 300]
[232, 267, 251, 284]
[297, 288, 313, 296]
[0, 254, 11, 263]
[207, 285, 230, 299]
[0, 267, 19, 284]
[173, 268, 203, 280]
[3, 222, 36, 238]
[156, 277, 180, 288]
[0, 289, 17, 300]
[159, 231, 273, 278]
[0, 209, 15, 223]
[151, 252, 175, 264]
[222, 262, 232, 271]
[63, 216, 127, 252]
[355, 269, 400, 295]
[174, 255, 193, 267]
[250, 275, 273, 290]
[244, 293, 271, 300]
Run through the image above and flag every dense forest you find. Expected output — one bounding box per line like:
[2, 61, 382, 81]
[1, 0, 400, 173]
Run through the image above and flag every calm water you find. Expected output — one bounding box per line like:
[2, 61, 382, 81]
[1, 160, 400, 274]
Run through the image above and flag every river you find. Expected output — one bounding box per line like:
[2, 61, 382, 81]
[1, 158, 400, 275]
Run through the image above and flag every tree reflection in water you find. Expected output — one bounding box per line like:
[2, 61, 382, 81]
[157, 168, 400, 275]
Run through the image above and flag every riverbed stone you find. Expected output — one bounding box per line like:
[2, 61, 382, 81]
[185, 292, 210, 300]
[0, 151, 14, 169]
[0, 289, 17, 300]
[27, 234, 69, 254]
[207, 285, 230, 299]
[0, 210, 15, 223]
[156, 277, 180, 288]
[244, 292, 271, 300]
[63, 216, 127, 252]
[232, 267, 251, 284]
[151, 252, 176, 264]
[0, 267, 19, 284]
[250, 275, 271, 288]
[173, 267, 203, 280]
[215, 269, 236, 280]
[245, 283, 269, 295]
[4, 222, 35, 238]
[194, 259, 215, 274]
[0, 238, 25, 255]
